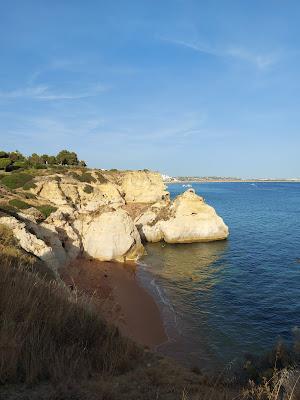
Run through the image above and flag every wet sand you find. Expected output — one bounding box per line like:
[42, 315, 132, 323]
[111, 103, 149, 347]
[61, 258, 167, 348]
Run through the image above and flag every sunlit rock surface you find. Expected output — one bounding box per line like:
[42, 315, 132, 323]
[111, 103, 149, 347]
[135, 189, 229, 243]
[0, 171, 228, 271]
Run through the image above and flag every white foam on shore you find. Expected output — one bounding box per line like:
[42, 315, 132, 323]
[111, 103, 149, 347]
[137, 261, 182, 349]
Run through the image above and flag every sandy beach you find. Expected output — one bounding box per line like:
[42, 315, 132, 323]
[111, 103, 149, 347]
[61, 258, 167, 348]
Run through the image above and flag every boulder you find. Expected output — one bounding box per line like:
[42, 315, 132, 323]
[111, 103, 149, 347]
[135, 189, 229, 243]
[79, 208, 144, 262]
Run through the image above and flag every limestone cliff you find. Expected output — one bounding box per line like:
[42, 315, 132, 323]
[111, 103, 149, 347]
[0, 169, 229, 272]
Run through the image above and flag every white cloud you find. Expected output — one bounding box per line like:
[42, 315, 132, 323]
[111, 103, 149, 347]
[226, 46, 276, 69]
[161, 37, 277, 69]
[0, 84, 108, 101]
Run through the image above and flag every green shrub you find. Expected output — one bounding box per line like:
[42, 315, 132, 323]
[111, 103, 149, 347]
[33, 163, 48, 169]
[1, 173, 32, 189]
[13, 161, 28, 169]
[83, 184, 93, 194]
[9, 199, 31, 210]
[0, 203, 18, 215]
[0, 151, 9, 158]
[36, 205, 57, 219]
[70, 172, 96, 183]
[0, 158, 12, 170]
[24, 192, 36, 200]
[50, 165, 65, 172]
[22, 180, 36, 190]
[95, 171, 108, 184]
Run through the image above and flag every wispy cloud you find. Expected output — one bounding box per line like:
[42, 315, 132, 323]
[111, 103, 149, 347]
[92, 111, 219, 144]
[226, 46, 276, 69]
[161, 37, 277, 69]
[0, 83, 108, 101]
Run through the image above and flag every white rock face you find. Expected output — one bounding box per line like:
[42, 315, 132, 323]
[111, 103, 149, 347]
[119, 171, 168, 203]
[0, 216, 62, 272]
[0, 171, 229, 271]
[34, 177, 124, 211]
[45, 209, 82, 261]
[135, 189, 229, 243]
[79, 209, 144, 262]
[35, 180, 68, 206]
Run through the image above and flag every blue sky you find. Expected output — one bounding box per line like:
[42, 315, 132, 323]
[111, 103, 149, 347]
[0, 0, 299, 178]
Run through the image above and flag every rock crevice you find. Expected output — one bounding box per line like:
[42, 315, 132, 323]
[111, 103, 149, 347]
[0, 171, 229, 271]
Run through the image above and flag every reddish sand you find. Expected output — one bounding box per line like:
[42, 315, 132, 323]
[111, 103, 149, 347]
[61, 259, 167, 348]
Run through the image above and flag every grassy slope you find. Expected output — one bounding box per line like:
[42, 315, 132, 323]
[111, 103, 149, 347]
[0, 223, 236, 399]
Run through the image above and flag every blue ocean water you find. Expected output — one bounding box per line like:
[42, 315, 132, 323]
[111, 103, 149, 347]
[138, 182, 300, 370]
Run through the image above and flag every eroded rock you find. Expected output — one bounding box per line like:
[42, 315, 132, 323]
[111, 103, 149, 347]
[79, 208, 144, 262]
[0, 216, 61, 272]
[0, 171, 229, 271]
[135, 189, 229, 243]
[118, 171, 168, 203]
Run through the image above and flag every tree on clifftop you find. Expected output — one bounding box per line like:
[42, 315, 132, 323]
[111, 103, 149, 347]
[8, 150, 25, 162]
[56, 150, 79, 166]
[0, 151, 9, 158]
[28, 153, 42, 165]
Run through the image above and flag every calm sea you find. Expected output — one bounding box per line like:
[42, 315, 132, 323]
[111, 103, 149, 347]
[138, 182, 300, 370]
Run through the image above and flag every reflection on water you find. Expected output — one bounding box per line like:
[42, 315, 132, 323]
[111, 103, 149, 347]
[138, 241, 228, 370]
[144, 241, 227, 290]
[137, 182, 300, 371]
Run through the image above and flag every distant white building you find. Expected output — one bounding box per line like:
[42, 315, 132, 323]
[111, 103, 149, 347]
[161, 174, 178, 182]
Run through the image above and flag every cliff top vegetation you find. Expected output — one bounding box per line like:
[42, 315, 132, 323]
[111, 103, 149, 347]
[0, 149, 86, 172]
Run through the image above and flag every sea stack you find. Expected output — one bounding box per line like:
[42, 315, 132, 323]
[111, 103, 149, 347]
[135, 188, 229, 243]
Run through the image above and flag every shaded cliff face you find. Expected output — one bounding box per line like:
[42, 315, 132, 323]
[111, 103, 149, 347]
[0, 170, 228, 272]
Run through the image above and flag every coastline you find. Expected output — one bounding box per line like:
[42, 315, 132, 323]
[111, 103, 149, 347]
[61, 258, 168, 348]
[166, 180, 300, 183]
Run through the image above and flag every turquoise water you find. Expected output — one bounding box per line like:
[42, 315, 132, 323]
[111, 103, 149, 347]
[139, 182, 300, 370]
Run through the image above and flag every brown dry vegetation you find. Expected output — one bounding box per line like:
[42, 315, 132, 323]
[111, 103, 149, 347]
[241, 368, 300, 400]
[0, 225, 140, 386]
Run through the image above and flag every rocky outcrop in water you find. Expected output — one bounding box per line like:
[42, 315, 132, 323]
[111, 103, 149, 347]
[135, 189, 229, 243]
[0, 170, 229, 272]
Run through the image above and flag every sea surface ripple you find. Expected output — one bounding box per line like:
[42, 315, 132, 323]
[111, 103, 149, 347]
[138, 182, 300, 369]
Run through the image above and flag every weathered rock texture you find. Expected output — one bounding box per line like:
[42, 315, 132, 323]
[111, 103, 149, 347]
[78, 209, 144, 262]
[135, 189, 229, 243]
[0, 170, 228, 272]
[116, 171, 168, 203]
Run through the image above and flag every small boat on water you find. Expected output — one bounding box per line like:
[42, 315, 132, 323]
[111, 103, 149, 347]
[182, 184, 192, 188]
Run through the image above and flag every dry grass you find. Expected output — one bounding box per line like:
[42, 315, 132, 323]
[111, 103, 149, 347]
[242, 368, 300, 400]
[0, 226, 140, 385]
[0, 224, 35, 267]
